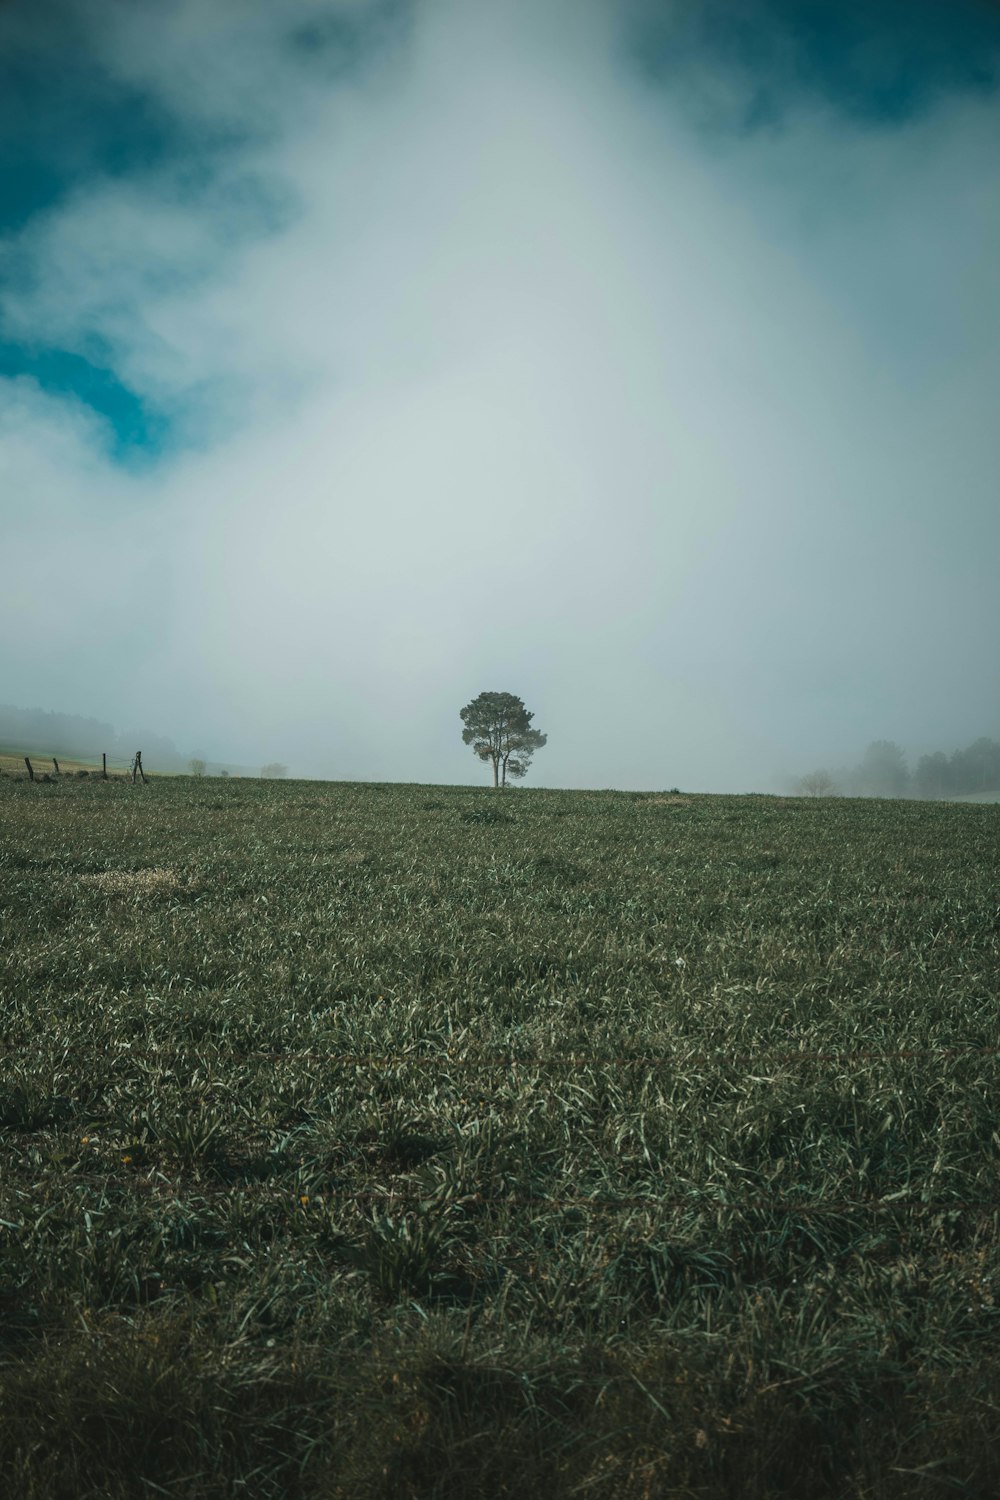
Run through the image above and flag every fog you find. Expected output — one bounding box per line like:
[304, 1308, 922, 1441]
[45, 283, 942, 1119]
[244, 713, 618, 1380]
[2, 0, 998, 788]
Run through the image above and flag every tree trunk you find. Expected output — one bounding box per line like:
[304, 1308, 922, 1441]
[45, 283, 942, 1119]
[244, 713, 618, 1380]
[491, 754, 499, 788]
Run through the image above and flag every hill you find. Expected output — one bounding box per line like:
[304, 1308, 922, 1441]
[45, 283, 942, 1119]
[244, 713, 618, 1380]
[0, 702, 187, 772]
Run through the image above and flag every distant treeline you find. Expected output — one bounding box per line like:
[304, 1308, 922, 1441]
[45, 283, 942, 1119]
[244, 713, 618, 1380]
[0, 703, 186, 771]
[910, 737, 1000, 798]
[798, 737, 1000, 799]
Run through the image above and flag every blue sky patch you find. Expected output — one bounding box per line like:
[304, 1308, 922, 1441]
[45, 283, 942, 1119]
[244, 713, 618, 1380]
[629, 0, 1000, 128]
[0, 342, 168, 460]
[0, 35, 181, 236]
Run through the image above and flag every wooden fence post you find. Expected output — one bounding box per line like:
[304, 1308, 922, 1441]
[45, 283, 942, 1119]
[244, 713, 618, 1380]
[24, 757, 34, 782]
[132, 751, 147, 785]
[102, 753, 108, 780]
[52, 758, 60, 775]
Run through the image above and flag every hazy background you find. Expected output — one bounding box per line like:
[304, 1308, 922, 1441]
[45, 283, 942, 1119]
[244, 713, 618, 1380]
[2, 0, 998, 789]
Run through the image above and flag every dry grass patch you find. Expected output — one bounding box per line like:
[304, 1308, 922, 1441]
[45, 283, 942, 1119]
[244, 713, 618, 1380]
[79, 867, 185, 896]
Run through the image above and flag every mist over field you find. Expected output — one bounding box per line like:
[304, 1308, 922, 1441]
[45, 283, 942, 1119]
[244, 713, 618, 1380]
[1, 0, 998, 789]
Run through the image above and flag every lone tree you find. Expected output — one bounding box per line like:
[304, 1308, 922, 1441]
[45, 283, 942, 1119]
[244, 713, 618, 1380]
[860, 740, 909, 799]
[796, 769, 837, 797]
[460, 691, 547, 788]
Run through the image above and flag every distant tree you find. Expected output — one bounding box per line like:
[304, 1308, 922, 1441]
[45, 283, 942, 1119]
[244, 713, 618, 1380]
[218, 768, 230, 778]
[914, 750, 951, 800]
[189, 758, 207, 777]
[460, 691, 547, 788]
[796, 769, 837, 797]
[260, 763, 288, 779]
[949, 737, 1000, 796]
[859, 740, 909, 798]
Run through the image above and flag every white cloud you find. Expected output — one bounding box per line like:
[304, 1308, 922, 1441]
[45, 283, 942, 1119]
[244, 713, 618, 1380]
[1, 0, 998, 784]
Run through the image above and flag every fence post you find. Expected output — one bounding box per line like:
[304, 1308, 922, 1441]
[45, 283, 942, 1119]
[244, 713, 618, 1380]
[24, 756, 34, 782]
[132, 751, 147, 785]
[102, 753, 108, 780]
[52, 758, 60, 775]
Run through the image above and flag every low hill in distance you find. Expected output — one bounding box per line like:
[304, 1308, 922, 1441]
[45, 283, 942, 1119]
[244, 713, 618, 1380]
[0, 702, 247, 778]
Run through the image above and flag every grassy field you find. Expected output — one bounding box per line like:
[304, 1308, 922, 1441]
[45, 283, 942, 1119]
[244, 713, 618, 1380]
[1, 774, 999, 1498]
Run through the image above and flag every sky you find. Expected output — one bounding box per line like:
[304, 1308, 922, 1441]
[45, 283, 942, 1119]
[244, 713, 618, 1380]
[1, 0, 998, 790]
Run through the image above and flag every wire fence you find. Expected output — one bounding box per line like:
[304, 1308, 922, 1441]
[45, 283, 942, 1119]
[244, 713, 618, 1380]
[0, 750, 134, 764]
[0, 748, 157, 784]
[2, 752, 261, 779]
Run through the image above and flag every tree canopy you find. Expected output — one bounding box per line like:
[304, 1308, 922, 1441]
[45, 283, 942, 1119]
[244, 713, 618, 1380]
[460, 691, 547, 788]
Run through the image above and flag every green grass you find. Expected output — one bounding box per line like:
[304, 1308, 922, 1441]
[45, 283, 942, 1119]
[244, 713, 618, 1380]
[2, 775, 999, 1497]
